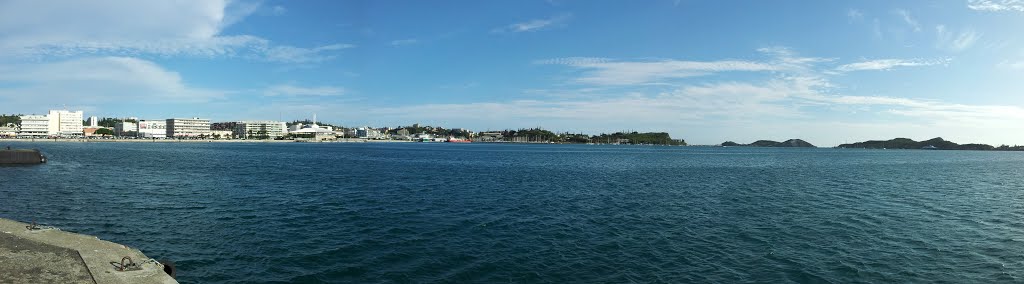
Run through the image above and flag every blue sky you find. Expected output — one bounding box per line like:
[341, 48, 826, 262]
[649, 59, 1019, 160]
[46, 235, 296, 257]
[2, 0, 1024, 145]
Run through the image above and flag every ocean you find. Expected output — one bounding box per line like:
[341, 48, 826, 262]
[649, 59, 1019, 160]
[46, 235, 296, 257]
[2, 141, 1023, 283]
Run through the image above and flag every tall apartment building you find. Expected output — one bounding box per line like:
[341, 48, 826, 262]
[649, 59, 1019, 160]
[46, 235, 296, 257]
[234, 121, 287, 139]
[18, 115, 49, 137]
[47, 110, 84, 136]
[166, 118, 211, 138]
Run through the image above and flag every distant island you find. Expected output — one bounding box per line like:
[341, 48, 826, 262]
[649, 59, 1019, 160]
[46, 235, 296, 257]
[720, 139, 815, 148]
[836, 137, 1024, 151]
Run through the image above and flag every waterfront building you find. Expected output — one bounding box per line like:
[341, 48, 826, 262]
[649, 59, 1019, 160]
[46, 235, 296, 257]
[0, 123, 18, 137]
[166, 118, 211, 138]
[137, 120, 167, 138]
[288, 123, 304, 132]
[234, 121, 287, 139]
[395, 128, 411, 140]
[47, 110, 84, 136]
[289, 124, 336, 140]
[115, 122, 138, 136]
[18, 115, 49, 137]
[356, 127, 384, 139]
[87, 116, 98, 127]
[83, 127, 99, 137]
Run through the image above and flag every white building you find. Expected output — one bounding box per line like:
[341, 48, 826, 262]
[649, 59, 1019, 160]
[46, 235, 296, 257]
[88, 116, 99, 127]
[288, 123, 304, 133]
[47, 110, 84, 136]
[137, 120, 166, 138]
[0, 123, 18, 137]
[356, 127, 384, 139]
[115, 121, 138, 136]
[235, 121, 287, 139]
[18, 114, 50, 137]
[166, 118, 211, 138]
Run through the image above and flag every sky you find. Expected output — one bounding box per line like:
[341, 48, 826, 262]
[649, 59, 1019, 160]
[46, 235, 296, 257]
[1, 0, 1024, 146]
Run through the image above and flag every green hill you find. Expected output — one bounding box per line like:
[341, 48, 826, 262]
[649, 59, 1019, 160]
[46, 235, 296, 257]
[837, 137, 995, 150]
[721, 139, 815, 147]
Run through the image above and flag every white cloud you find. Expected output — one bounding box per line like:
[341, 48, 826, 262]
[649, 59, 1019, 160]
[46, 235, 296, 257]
[836, 58, 948, 71]
[508, 48, 1024, 145]
[533, 57, 610, 65]
[847, 9, 864, 22]
[263, 84, 345, 97]
[536, 58, 777, 85]
[935, 25, 980, 52]
[0, 0, 349, 63]
[895, 9, 921, 32]
[537, 48, 833, 86]
[390, 39, 419, 46]
[259, 44, 355, 64]
[0, 57, 225, 110]
[493, 14, 572, 33]
[338, 73, 1024, 145]
[967, 0, 1024, 12]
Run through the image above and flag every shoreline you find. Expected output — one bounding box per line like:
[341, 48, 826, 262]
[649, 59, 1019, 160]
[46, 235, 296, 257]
[0, 138, 414, 143]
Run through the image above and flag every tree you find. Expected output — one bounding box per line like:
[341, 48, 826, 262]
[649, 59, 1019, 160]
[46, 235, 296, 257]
[95, 128, 114, 137]
[0, 114, 21, 126]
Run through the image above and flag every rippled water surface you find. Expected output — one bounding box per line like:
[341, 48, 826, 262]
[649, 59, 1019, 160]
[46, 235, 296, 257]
[2, 142, 1024, 283]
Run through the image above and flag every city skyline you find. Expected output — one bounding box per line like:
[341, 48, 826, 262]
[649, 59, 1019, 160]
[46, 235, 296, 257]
[2, 1, 1024, 146]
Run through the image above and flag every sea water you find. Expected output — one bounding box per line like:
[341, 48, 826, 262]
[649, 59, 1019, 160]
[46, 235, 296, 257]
[1, 142, 1023, 283]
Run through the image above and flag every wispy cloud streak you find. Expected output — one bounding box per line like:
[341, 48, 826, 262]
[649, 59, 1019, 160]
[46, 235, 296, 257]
[895, 9, 921, 32]
[493, 14, 572, 33]
[836, 58, 948, 72]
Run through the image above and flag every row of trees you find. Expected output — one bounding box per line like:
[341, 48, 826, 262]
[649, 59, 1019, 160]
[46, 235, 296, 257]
[1, 114, 22, 126]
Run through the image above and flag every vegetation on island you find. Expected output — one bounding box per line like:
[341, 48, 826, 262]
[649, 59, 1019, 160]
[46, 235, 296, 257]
[388, 126, 686, 145]
[721, 139, 815, 147]
[589, 132, 685, 145]
[481, 129, 686, 145]
[836, 137, 1024, 151]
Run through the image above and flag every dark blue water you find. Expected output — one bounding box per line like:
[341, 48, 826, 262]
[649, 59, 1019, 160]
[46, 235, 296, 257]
[2, 142, 1024, 283]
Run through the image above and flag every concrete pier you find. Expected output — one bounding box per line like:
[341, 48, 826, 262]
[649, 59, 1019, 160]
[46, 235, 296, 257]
[0, 218, 177, 284]
[0, 149, 46, 164]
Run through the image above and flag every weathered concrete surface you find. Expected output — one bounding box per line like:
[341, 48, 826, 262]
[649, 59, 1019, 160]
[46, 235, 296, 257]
[0, 233, 93, 283]
[0, 149, 45, 164]
[0, 218, 177, 284]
